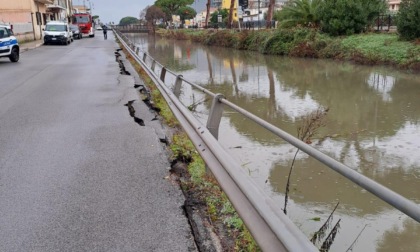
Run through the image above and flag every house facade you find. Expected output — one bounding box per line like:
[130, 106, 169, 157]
[0, 0, 73, 41]
[388, 0, 401, 12]
[205, 0, 288, 23]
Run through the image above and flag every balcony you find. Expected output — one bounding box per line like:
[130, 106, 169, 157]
[34, 0, 54, 4]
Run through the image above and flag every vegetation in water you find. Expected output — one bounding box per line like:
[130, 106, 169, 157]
[284, 107, 329, 215]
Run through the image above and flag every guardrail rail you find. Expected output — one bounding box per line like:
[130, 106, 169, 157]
[113, 29, 420, 252]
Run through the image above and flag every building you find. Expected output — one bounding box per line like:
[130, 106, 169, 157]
[206, 0, 287, 23]
[388, 0, 401, 12]
[0, 0, 73, 41]
[193, 7, 219, 28]
[73, 4, 89, 13]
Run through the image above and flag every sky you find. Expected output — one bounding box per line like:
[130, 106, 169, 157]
[73, 0, 207, 24]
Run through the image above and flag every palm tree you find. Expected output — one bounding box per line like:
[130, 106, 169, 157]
[266, 0, 276, 28]
[278, 0, 322, 28]
[205, 0, 211, 28]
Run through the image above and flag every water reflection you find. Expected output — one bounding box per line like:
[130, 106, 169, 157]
[126, 33, 420, 251]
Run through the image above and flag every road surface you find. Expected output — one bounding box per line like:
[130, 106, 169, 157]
[0, 32, 196, 252]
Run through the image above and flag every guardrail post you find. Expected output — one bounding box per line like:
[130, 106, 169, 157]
[142, 53, 147, 62]
[151, 60, 156, 72]
[160, 67, 167, 82]
[173, 75, 183, 98]
[206, 93, 225, 140]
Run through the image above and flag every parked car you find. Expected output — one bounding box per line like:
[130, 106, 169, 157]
[69, 24, 82, 39]
[43, 21, 72, 45]
[0, 24, 19, 62]
[96, 26, 102, 30]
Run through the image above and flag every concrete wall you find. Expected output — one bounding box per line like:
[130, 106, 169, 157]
[0, 0, 34, 41]
[0, 0, 32, 23]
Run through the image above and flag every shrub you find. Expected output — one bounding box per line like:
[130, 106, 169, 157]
[263, 29, 296, 54]
[276, 0, 323, 28]
[317, 0, 387, 36]
[396, 0, 420, 40]
[241, 30, 271, 51]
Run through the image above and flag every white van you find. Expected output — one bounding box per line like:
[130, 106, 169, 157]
[43, 21, 72, 45]
[0, 24, 19, 62]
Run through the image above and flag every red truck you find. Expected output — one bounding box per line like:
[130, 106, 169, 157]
[72, 13, 95, 37]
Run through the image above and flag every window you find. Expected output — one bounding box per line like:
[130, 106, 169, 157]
[43, 13, 47, 25]
[73, 16, 90, 24]
[36, 12, 42, 25]
[0, 28, 8, 39]
[45, 25, 67, 31]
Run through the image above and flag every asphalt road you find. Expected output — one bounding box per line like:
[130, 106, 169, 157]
[0, 32, 196, 251]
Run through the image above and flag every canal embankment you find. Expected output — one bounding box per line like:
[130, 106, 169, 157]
[119, 31, 420, 251]
[157, 28, 420, 73]
[117, 39, 259, 252]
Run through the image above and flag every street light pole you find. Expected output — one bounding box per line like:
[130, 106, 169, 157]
[84, 0, 91, 13]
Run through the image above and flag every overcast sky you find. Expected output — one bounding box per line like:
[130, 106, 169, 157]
[73, 0, 207, 24]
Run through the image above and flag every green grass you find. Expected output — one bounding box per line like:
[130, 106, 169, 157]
[341, 33, 418, 64]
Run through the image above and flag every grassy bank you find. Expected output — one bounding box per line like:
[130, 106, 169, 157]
[157, 28, 420, 72]
[118, 41, 259, 251]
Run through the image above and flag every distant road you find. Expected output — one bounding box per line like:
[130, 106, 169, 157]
[0, 31, 196, 252]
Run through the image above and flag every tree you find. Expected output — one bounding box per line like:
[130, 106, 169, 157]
[266, 0, 275, 28]
[145, 5, 166, 33]
[119, 16, 139, 25]
[228, 0, 235, 28]
[277, 0, 322, 28]
[317, 0, 387, 36]
[396, 0, 420, 40]
[210, 9, 229, 27]
[176, 6, 197, 23]
[92, 15, 99, 21]
[139, 5, 150, 21]
[205, 0, 211, 27]
[155, 0, 194, 18]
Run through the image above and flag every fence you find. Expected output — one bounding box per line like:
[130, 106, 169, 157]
[113, 25, 149, 33]
[374, 14, 397, 32]
[114, 29, 420, 251]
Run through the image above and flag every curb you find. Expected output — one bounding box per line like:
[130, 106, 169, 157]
[20, 42, 43, 53]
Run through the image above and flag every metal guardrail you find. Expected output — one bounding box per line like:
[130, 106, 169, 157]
[113, 30, 420, 251]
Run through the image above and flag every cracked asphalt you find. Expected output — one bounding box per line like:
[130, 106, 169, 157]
[0, 32, 196, 252]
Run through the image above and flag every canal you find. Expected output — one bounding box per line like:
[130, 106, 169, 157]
[126, 33, 420, 251]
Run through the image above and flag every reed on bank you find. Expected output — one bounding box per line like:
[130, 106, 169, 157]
[157, 28, 420, 72]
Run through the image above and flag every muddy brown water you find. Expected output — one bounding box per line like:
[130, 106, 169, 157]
[126, 33, 420, 251]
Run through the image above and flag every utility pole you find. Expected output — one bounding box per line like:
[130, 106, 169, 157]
[88, 0, 92, 14]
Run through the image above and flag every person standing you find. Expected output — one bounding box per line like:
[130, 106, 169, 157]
[103, 25, 107, 39]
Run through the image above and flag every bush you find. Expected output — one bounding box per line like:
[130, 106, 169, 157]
[241, 30, 271, 51]
[317, 0, 387, 36]
[263, 29, 296, 54]
[396, 0, 420, 40]
[276, 0, 323, 28]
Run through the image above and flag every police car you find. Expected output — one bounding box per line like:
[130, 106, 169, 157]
[0, 24, 19, 62]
